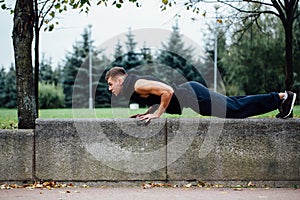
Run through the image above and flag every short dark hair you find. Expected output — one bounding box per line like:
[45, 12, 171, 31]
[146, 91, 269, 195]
[105, 67, 127, 81]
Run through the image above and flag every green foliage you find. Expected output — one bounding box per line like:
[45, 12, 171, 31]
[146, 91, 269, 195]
[0, 67, 6, 106]
[94, 56, 111, 108]
[157, 23, 206, 85]
[38, 82, 65, 109]
[4, 66, 17, 108]
[62, 28, 92, 108]
[204, 12, 286, 95]
[293, 13, 300, 84]
[0, 66, 17, 108]
[39, 55, 54, 83]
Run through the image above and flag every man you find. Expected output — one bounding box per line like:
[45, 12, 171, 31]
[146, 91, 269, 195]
[105, 67, 296, 123]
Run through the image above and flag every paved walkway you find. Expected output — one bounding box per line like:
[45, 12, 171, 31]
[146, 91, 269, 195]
[0, 187, 299, 200]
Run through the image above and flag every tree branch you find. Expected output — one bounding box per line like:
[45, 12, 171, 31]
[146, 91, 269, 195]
[241, 0, 273, 7]
[292, 0, 299, 20]
[218, 0, 279, 17]
[271, 0, 286, 22]
[293, 0, 300, 21]
[39, 1, 55, 30]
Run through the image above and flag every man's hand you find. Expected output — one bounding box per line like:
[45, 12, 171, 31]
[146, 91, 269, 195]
[129, 110, 150, 119]
[129, 105, 158, 119]
[137, 113, 160, 123]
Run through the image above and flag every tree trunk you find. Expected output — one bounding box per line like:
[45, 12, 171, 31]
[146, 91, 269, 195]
[284, 21, 294, 91]
[12, 0, 37, 129]
[34, 0, 39, 117]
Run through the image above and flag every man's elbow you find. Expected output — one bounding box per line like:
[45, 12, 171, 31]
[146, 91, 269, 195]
[166, 88, 174, 98]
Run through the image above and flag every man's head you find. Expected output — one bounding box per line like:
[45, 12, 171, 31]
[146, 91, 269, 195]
[105, 67, 127, 96]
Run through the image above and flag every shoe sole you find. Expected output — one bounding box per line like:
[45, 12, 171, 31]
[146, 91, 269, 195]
[283, 93, 296, 119]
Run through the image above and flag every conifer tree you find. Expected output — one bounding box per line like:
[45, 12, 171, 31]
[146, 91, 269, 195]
[158, 22, 205, 85]
[62, 28, 92, 108]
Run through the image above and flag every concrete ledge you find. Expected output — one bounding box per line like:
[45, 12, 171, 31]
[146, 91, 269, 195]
[35, 118, 167, 181]
[0, 129, 33, 181]
[0, 118, 299, 187]
[167, 118, 300, 183]
[34, 118, 300, 186]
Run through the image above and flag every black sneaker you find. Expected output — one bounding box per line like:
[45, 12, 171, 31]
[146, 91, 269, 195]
[276, 110, 293, 118]
[277, 91, 296, 119]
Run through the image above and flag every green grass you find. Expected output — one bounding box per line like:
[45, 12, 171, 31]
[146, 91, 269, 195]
[1, 106, 299, 129]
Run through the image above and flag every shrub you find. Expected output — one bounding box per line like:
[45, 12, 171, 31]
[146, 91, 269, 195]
[39, 83, 65, 109]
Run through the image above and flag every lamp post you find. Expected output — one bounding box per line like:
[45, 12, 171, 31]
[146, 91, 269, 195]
[214, 4, 220, 92]
[88, 24, 93, 109]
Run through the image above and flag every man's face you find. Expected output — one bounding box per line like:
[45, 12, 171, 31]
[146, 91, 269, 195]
[107, 76, 123, 96]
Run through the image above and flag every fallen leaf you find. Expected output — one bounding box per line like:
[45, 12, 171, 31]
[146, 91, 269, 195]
[247, 181, 255, 187]
[233, 188, 243, 191]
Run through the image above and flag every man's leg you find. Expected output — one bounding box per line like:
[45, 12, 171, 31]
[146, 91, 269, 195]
[182, 81, 283, 118]
[224, 93, 282, 118]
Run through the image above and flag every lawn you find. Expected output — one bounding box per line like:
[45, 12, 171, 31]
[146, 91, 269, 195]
[0, 106, 299, 129]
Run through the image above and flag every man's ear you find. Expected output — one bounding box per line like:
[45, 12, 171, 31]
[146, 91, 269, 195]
[117, 76, 124, 85]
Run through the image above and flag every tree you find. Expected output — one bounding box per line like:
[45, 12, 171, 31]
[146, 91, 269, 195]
[227, 0, 298, 91]
[52, 65, 63, 86]
[62, 28, 96, 108]
[94, 55, 112, 108]
[39, 54, 54, 84]
[293, 8, 300, 82]
[221, 15, 285, 95]
[124, 28, 143, 67]
[177, 0, 300, 90]
[157, 22, 206, 86]
[2, 0, 71, 127]
[12, 0, 36, 128]
[114, 39, 124, 60]
[0, 67, 6, 107]
[1, 0, 142, 128]
[3, 65, 17, 108]
[203, 9, 286, 95]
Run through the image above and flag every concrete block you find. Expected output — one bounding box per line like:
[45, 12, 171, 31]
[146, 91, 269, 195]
[167, 118, 300, 182]
[35, 118, 167, 181]
[0, 129, 33, 181]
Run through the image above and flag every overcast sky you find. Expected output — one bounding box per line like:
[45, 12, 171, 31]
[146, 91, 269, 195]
[0, 0, 218, 70]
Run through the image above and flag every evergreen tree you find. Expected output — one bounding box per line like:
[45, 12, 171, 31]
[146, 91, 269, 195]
[157, 22, 205, 85]
[0, 67, 6, 107]
[114, 39, 124, 59]
[39, 54, 54, 84]
[3, 65, 17, 108]
[123, 27, 143, 69]
[52, 65, 63, 86]
[112, 39, 124, 67]
[125, 27, 137, 52]
[109, 27, 144, 71]
[62, 28, 92, 108]
[94, 55, 112, 108]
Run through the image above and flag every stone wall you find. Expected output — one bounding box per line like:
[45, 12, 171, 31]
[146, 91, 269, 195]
[0, 118, 299, 187]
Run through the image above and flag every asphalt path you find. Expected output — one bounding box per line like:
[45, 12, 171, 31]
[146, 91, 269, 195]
[0, 187, 299, 200]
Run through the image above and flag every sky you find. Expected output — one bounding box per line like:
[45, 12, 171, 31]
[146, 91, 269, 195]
[0, 0, 218, 70]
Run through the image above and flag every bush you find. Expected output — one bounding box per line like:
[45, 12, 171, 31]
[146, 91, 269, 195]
[39, 83, 65, 109]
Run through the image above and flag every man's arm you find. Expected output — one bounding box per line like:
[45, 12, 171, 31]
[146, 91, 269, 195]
[134, 79, 174, 122]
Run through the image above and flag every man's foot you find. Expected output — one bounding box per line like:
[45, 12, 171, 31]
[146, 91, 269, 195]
[276, 110, 293, 118]
[276, 91, 296, 119]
